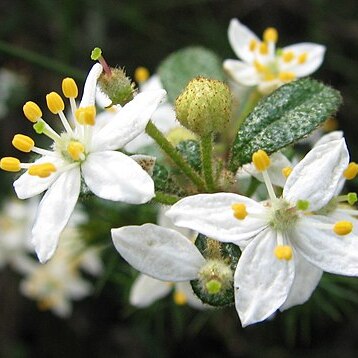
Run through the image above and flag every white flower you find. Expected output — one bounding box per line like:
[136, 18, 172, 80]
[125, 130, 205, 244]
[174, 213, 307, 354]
[167, 138, 358, 326]
[1, 63, 166, 263]
[224, 19, 326, 94]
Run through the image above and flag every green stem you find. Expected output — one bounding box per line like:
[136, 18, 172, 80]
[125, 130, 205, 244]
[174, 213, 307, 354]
[235, 89, 262, 131]
[201, 134, 215, 192]
[146, 121, 207, 191]
[154, 192, 180, 205]
[0, 40, 85, 80]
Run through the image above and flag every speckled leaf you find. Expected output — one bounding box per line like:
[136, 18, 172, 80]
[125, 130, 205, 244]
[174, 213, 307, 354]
[230, 78, 342, 171]
[152, 163, 183, 196]
[176, 140, 202, 173]
[158, 46, 225, 103]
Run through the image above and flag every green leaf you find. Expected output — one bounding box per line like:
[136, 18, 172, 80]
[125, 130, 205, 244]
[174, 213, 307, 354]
[158, 46, 225, 103]
[230, 78, 342, 171]
[152, 163, 183, 196]
[176, 140, 202, 173]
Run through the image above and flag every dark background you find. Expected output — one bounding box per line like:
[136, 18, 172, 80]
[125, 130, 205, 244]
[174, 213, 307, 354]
[1, 0, 358, 357]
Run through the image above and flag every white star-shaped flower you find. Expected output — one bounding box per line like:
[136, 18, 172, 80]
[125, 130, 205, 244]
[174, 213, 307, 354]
[224, 19, 326, 93]
[0, 63, 166, 263]
[167, 138, 358, 326]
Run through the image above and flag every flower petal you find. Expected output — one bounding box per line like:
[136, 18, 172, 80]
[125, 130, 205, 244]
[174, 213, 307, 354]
[82, 151, 155, 204]
[283, 138, 349, 211]
[227, 18, 260, 63]
[166, 193, 268, 244]
[234, 229, 295, 327]
[223, 60, 259, 86]
[280, 249, 322, 311]
[130, 274, 172, 307]
[91, 89, 166, 152]
[111, 223, 206, 281]
[31, 167, 81, 263]
[79, 63, 103, 107]
[294, 216, 358, 276]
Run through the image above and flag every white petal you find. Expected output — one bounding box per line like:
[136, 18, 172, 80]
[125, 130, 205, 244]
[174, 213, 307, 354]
[166, 193, 268, 243]
[13, 156, 63, 199]
[139, 75, 163, 91]
[314, 131, 343, 147]
[91, 90, 167, 152]
[130, 154, 156, 176]
[280, 249, 322, 311]
[31, 167, 81, 263]
[284, 138, 349, 211]
[130, 274, 172, 307]
[82, 151, 155, 204]
[294, 216, 358, 276]
[79, 63, 103, 107]
[111, 223, 206, 281]
[235, 229, 295, 327]
[223, 60, 259, 86]
[280, 43, 326, 77]
[95, 86, 112, 108]
[227, 18, 260, 63]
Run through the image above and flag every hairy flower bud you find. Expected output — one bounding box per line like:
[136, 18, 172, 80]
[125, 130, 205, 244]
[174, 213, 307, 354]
[175, 77, 232, 136]
[98, 68, 136, 107]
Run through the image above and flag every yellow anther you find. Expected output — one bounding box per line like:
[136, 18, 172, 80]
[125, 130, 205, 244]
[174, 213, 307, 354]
[343, 162, 358, 180]
[252, 149, 271, 172]
[263, 27, 278, 43]
[23, 101, 42, 123]
[282, 166, 293, 178]
[333, 221, 353, 236]
[67, 141, 85, 161]
[274, 245, 292, 260]
[134, 66, 150, 83]
[46, 92, 65, 114]
[263, 70, 276, 81]
[62, 78, 78, 98]
[278, 71, 296, 82]
[253, 60, 267, 73]
[249, 39, 257, 52]
[297, 52, 308, 64]
[173, 291, 187, 306]
[0, 157, 21, 172]
[231, 203, 248, 220]
[259, 42, 269, 55]
[75, 106, 96, 126]
[28, 163, 56, 178]
[282, 51, 295, 63]
[12, 134, 35, 153]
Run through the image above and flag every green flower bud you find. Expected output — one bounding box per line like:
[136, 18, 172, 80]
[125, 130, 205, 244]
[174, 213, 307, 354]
[175, 77, 232, 136]
[98, 68, 136, 107]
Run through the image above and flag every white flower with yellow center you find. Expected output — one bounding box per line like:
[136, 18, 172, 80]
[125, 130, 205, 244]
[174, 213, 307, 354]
[167, 138, 358, 326]
[224, 19, 326, 94]
[0, 63, 166, 263]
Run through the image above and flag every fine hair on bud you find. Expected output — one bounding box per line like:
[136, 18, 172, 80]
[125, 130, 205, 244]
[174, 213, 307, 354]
[175, 77, 232, 136]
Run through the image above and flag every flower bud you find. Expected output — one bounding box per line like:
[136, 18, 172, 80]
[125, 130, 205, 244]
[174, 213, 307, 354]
[98, 68, 136, 106]
[175, 77, 232, 136]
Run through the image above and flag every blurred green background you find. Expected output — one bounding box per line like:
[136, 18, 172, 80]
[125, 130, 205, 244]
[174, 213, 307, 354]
[1, 0, 358, 357]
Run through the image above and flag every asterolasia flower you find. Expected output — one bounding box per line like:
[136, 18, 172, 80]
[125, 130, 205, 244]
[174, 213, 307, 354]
[224, 19, 326, 94]
[0, 63, 166, 263]
[167, 138, 358, 326]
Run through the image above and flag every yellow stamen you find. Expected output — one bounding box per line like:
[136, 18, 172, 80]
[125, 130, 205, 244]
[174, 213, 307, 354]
[28, 163, 56, 178]
[297, 52, 308, 64]
[75, 106, 96, 125]
[343, 162, 358, 180]
[173, 291, 187, 306]
[12, 134, 35, 153]
[253, 60, 267, 73]
[231, 203, 248, 220]
[67, 141, 85, 161]
[274, 245, 292, 260]
[278, 71, 296, 82]
[263, 27, 278, 43]
[23, 101, 42, 123]
[46, 92, 65, 114]
[62, 78, 78, 98]
[0, 157, 21, 172]
[333, 221, 353, 236]
[134, 66, 150, 83]
[249, 39, 257, 52]
[282, 166, 293, 178]
[263, 70, 276, 81]
[282, 51, 295, 63]
[259, 42, 269, 55]
[252, 149, 271, 172]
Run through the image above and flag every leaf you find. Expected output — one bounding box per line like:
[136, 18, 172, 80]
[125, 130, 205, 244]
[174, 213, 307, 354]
[230, 78, 342, 171]
[152, 163, 183, 196]
[158, 46, 225, 103]
[176, 140, 202, 173]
